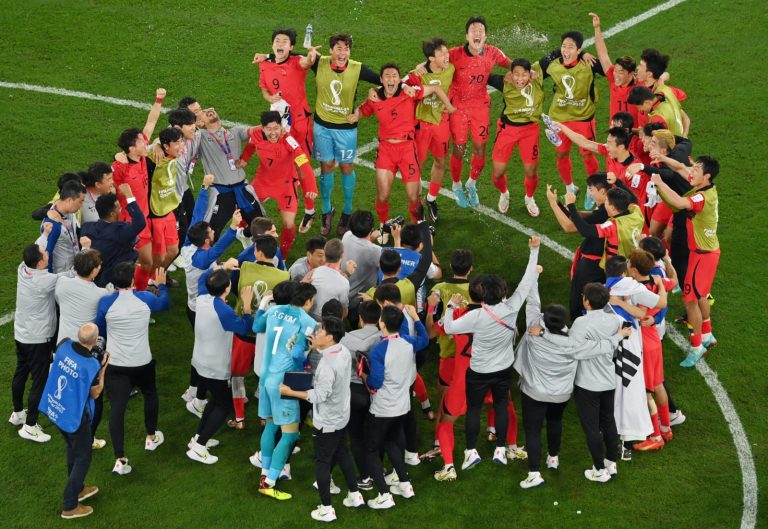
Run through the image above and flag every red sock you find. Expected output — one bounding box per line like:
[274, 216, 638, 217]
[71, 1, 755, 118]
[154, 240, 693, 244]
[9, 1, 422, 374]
[658, 403, 670, 428]
[556, 156, 573, 185]
[492, 174, 508, 193]
[375, 199, 389, 224]
[408, 200, 421, 222]
[449, 154, 463, 184]
[280, 225, 296, 258]
[469, 155, 485, 181]
[702, 319, 712, 334]
[428, 180, 442, 198]
[413, 373, 429, 402]
[134, 266, 150, 291]
[524, 174, 539, 197]
[651, 412, 661, 438]
[690, 333, 702, 347]
[583, 153, 599, 176]
[486, 406, 495, 429]
[303, 195, 314, 211]
[436, 421, 455, 466]
[233, 397, 246, 421]
[506, 401, 518, 445]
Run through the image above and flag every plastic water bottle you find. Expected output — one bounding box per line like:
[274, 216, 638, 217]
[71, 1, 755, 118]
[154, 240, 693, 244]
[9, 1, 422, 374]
[303, 24, 313, 48]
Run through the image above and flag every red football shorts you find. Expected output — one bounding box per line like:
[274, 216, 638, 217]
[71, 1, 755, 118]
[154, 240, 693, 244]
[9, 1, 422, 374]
[150, 214, 179, 255]
[231, 334, 256, 376]
[492, 121, 540, 165]
[651, 201, 673, 225]
[291, 114, 313, 155]
[375, 140, 421, 183]
[442, 348, 471, 417]
[253, 176, 299, 213]
[415, 117, 450, 163]
[438, 356, 455, 387]
[641, 327, 664, 390]
[556, 119, 596, 154]
[450, 104, 490, 145]
[683, 249, 720, 302]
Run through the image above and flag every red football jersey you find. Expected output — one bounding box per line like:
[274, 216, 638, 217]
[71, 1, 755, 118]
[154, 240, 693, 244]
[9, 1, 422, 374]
[241, 128, 316, 191]
[607, 66, 639, 125]
[448, 44, 510, 107]
[259, 55, 311, 118]
[359, 88, 422, 141]
[598, 144, 649, 206]
[112, 133, 149, 220]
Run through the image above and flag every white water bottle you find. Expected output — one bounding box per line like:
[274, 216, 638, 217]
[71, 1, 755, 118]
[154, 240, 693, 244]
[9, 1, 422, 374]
[303, 24, 313, 48]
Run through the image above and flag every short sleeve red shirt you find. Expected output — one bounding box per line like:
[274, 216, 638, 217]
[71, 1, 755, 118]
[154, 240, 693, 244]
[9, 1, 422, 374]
[112, 133, 149, 219]
[359, 88, 422, 141]
[448, 44, 510, 107]
[259, 55, 311, 117]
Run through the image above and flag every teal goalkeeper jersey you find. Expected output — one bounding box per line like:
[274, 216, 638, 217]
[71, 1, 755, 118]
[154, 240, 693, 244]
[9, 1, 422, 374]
[254, 304, 317, 375]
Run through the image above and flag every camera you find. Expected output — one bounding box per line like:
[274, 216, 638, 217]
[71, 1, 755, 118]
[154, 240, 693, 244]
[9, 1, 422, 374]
[382, 215, 405, 234]
[621, 321, 633, 329]
[91, 344, 106, 363]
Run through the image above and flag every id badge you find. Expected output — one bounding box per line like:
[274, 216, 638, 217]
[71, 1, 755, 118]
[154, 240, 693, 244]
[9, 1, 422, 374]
[631, 173, 641, 188]
[228, 157, 236, 171]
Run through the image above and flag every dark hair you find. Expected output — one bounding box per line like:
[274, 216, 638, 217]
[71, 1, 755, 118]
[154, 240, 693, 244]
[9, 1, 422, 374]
[422, 37, 448, 59]
[168, 108, 196, 127]
[260, 111, 282, 127]
[607, 127, 631, 149]
[561, 31, 584, 49]
[605, 255, 628, 278]
[320, 316, 345, 343]
[74, 249, 102, 277]
[187, 221, 211, 247]
[606, 187, 631, 212]
[323, 239, 343, 263]
[273, 280, 298, 304]
[640, 48, 669, 79]
[359, 300, 382, 324]
[159, 127, 182, 151]
[112, 262, 135, 289]
[615, 55, 636, 72]
[380, 305, 404, 333]
[57, 172, 82, 191]
[374, 283, 402, 305]
[321, 299, 344, 319]
[639, 236, 666, 261]
[329, 33, 353, 49]
[697, 155, 720, 182]
[642, 121, 665, 136]
[586, 172, 610, 192]
[468, 276, 484, 303]
[543, 304, 569, 335]
[306, 236, 327, 253]
[510, 58, 532, 71]
[255, 236, 278, 259]
[206, 269, 231, 297]
[23, 244, 44, 268]
[379, 62, 400, 77]
[627, 85, 655, 105]
[95, 192, 119, 219]
[465, 15, 487, 33]
[450, 249, 473, 276]
[117, 128, 143, 153]
[251, 217, 275, 236]
[629, 248, 655, 276]
[177, 97, 198, 109]
[60, 181, 86, 201]
[582, 282, 610, 310]
[291, 283, 317, 307]
[479, 274, 507, 305]
[400, 224, 422, 249]
[349, 210, 375, 238]
[611, 111, 634, 130]
[85, 162, 113, 188]
[379, 250, 402, 275]
[272, 28, 297, 46]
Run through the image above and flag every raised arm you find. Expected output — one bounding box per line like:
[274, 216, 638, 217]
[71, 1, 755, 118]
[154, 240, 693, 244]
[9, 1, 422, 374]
[589, 13, 614, 73]
[504, 238, 541, 313]
[143, 88, 166, 140]
[555, 121, 599, 152]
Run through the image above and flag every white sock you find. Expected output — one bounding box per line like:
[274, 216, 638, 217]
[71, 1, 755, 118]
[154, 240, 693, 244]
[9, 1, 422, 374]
[566, 184, 577, 194]
[193, 398, 205, 408]
[465, 178, 477, 188]
[421, 399, 431, 410]
[305, 208, 315, 215]
[508, 444, 517, 450]
[452, 181, 463, 190]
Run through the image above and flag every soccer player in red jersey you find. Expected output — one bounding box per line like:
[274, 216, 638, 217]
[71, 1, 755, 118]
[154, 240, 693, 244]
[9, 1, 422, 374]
[635, 49, 690, 136]
[447, 16, 511, 208]
[589, 13, 639, 127]
[352, 64, 453, 224]
[112, 88, 165, 291]
[254, 29, 321, 233]
[237, 111, 318, 257]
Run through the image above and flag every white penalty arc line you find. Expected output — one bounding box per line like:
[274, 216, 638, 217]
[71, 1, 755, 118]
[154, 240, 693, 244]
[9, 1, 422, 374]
[0, 1, 757, 526]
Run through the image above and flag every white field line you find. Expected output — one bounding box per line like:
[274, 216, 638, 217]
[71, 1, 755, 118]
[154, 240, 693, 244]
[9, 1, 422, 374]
[0, 2, 757, 527]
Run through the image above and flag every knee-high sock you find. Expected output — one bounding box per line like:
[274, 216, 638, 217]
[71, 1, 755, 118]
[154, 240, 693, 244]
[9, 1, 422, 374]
[582, 153, 599, 176]
[524, 174, 539, 197]
[375, 199, 389, 224]
[651, 413, 661, 438]
[260, 421, 280, 471]
[449, 154, 463, 184]
[436, 421, 455, 466]
[280, 225, 296, 258]
[319, 173, 334, 214]
[487, 405, 495, 430]
[413, 373, 429, 403]
[469, 155, 485, 181]
[492, 174, 508, 194]
[506, 401, 518, 445]
[134, 266, 150, 291]
[556, 156, 573, 185]
[428, 181, 442, 199]
[658, 403, 671, 429]
[702, 319, 712, 334]
[341, 171, 356, 214]
[232, 397, 245, 422]
[268, 431, 299, 482]
[408, 199, 422, 222]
